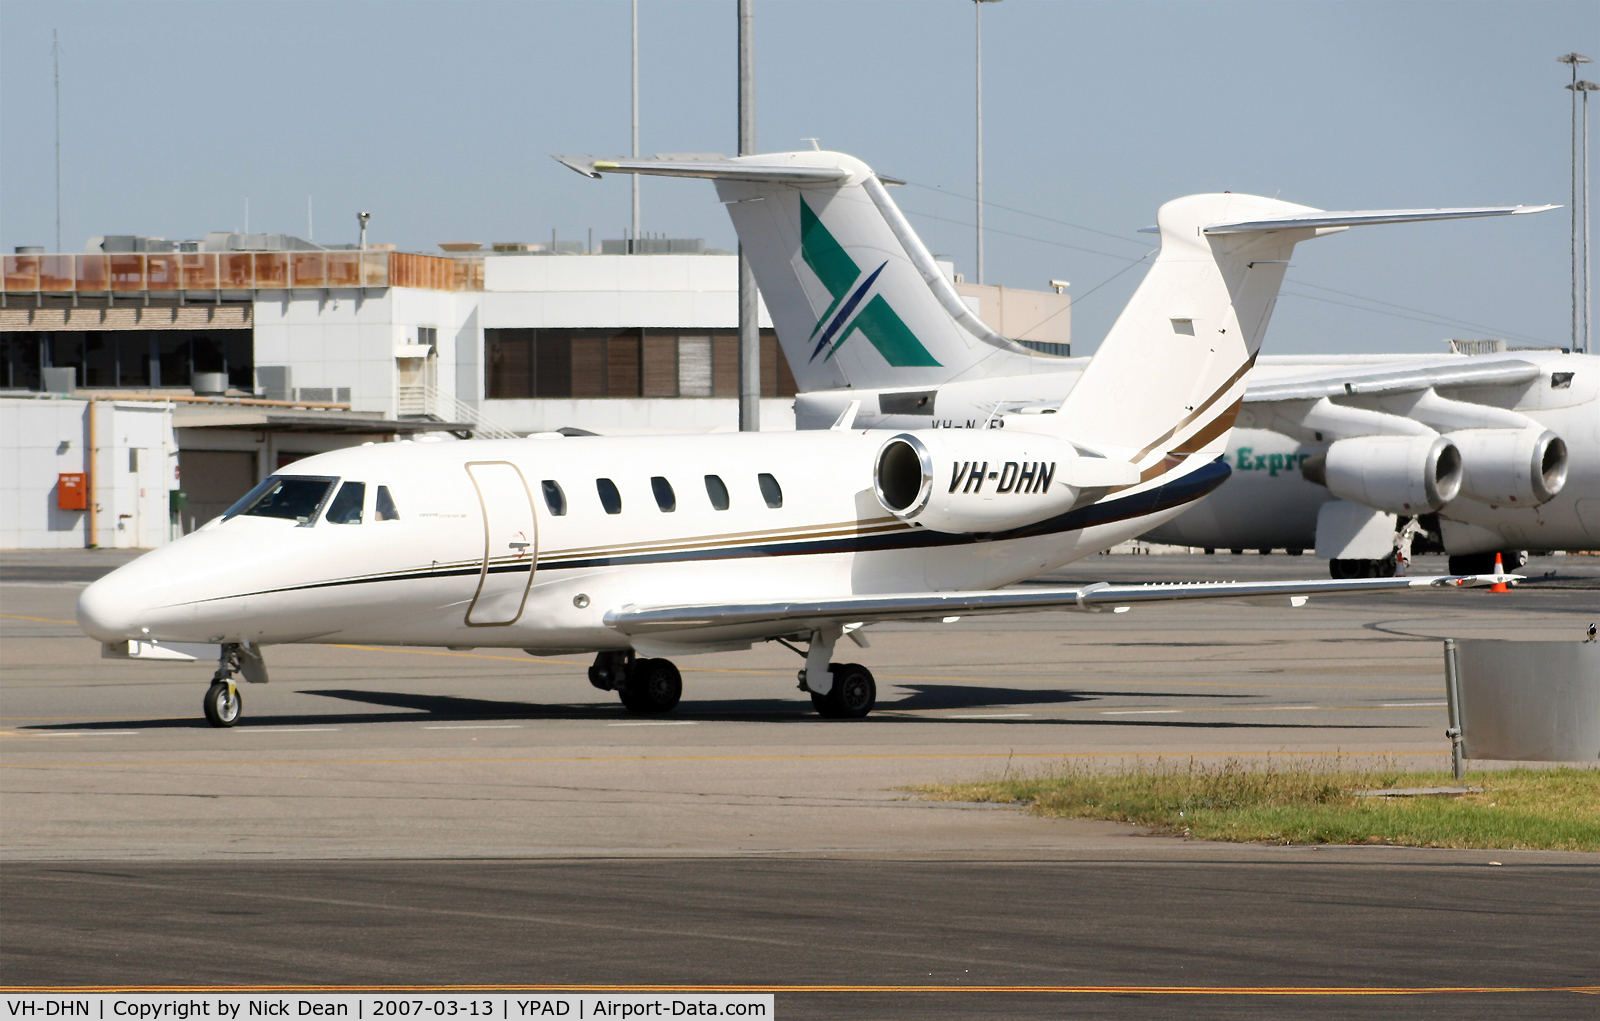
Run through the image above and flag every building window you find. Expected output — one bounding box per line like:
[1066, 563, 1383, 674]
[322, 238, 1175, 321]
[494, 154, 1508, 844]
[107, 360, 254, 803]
[541, 480, 567, 516]
[596, 478, 622, 514]
[704, 474, 729, 511]
[484, 328, 795, 400]
[651, 476, 676, 512]
[758, 473, 783, 509]
[2, 329, 255, 392]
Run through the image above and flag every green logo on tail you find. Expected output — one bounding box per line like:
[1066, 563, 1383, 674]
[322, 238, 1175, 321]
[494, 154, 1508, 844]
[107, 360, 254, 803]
[800, 200, 941, 367]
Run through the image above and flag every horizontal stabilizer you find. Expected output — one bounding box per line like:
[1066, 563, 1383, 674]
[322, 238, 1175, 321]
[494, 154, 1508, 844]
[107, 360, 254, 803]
[1245, 359, 1543, 403]
[606, 573, 1518, 640]
[555, 155, 851, 183]
[1202, 205, 1557, 235]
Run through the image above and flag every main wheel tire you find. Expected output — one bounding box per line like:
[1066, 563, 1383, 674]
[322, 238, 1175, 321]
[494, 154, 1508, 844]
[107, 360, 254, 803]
[203, 681, 242, 728]
[816, 663, 876, 720]
[619, 658, 681, 714]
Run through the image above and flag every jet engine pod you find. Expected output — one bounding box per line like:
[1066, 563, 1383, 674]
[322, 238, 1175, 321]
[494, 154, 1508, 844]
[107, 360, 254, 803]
[1302, 434, 1462, 514]
[874, 430, 1134, 533]
[1449, 427, 1568, 507]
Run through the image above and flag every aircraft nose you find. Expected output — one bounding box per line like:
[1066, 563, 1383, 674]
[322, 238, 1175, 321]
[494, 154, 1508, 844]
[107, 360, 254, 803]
[77, 565, 154, 643]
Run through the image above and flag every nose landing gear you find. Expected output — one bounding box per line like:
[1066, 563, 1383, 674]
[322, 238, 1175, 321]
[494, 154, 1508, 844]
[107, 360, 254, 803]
[203, 679, 242, 727]
[201, 642, 266, 727]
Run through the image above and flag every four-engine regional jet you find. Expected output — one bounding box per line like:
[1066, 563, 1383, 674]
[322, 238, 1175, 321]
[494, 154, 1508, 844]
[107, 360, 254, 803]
[79, 150, 1535, 726]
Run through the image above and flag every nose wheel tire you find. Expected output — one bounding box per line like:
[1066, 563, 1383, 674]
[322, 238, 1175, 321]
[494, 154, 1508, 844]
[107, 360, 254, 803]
[812, 663, 876, 719]
[203, 681, 242, 728]
[619, 658, 682, 714]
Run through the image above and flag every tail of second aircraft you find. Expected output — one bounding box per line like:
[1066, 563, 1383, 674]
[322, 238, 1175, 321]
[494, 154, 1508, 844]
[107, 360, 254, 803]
[557, 151, 1047, 392]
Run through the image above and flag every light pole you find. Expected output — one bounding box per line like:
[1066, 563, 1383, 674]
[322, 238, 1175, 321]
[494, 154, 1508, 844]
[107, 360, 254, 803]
[1573, 79, 1599, 354]
[53, 29, 62, 253]
[358, 211, 370, 251]
[737, 0, 759, 431]
[1558, 53, 1590, 352]
[974, 0, 1001, 286]
[631, 0, 640, 254]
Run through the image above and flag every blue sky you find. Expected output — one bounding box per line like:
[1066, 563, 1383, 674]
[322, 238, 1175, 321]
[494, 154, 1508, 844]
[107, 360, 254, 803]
[1, 1, 1592, 355]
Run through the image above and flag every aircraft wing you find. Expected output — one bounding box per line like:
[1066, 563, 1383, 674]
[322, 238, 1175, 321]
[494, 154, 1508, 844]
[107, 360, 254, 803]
[1244, 359, 1545, 403]
[605, 573, 1513, 640]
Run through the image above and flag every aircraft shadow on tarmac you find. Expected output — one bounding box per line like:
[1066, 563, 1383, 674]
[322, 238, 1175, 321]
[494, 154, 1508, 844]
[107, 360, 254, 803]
[20, 684, 1404, 731]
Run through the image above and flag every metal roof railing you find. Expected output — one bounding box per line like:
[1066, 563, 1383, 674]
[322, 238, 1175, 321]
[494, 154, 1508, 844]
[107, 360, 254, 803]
[0, 251, 482, 297]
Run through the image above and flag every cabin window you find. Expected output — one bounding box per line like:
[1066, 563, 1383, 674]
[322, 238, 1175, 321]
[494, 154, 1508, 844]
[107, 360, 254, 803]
[541, 480, 567, 516]
[375, 485, 400, 521]
[704, 474, 730, 511]
[325, 481, 366, 524]
[224, 475, 337, 524]
[596, 478, 622, 514]
[651, 476, 676, 512]
[758, 473, 783, 509]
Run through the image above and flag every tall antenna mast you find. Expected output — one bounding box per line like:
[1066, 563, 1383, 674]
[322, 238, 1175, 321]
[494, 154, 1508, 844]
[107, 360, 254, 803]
[737, 0, 758, 431]
[1559, 53, 1591, 352]
[974, 1, 1001, 285]
[631, 0, 640, 253]
[53, 29, 62, 252]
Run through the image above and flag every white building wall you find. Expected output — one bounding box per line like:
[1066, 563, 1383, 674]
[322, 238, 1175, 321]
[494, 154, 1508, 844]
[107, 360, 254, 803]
[480, 255, 771, 329]
[1, 397, 177, 549]
[483, 397, 795, 435]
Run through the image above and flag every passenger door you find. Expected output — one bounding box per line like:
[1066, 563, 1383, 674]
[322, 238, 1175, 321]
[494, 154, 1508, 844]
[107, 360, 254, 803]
[464, 461, 537, 626]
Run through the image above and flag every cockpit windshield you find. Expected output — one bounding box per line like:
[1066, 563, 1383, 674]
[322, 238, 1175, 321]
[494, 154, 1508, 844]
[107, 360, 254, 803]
[223, 475, 338, 524]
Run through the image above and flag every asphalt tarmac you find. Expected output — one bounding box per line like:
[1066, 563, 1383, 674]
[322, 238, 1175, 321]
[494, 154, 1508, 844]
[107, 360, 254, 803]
[3, 551, 1597, 1016]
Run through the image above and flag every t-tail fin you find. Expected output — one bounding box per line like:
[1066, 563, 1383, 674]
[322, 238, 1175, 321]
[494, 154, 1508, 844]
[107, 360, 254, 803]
[556, 151, 1047, 392]
[1038, 195, 1556, 483]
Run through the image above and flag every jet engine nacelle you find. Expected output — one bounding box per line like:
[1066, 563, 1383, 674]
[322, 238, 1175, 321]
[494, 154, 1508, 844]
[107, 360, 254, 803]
[1302, 434, 1462, 514]
[873, 430, 1137, 533]
[1449, 427, 1568, 507]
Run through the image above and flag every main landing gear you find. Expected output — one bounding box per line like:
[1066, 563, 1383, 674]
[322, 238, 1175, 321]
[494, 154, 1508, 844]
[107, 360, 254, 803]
[589, 651, 682, 714]
[795, 627, 876, 719]
[588, 631, 879, 720]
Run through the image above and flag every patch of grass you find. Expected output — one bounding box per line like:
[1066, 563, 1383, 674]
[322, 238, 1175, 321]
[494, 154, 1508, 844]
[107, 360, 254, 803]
[917, 759, 1600, 851]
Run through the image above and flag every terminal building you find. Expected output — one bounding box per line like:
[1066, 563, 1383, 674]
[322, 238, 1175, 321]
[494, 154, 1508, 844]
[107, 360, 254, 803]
[1, 234, 1071, 548]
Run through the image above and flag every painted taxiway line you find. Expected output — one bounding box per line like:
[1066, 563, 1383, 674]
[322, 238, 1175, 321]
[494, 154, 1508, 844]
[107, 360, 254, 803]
[423, 725, 523, 730]
[0, 749, 1446, 769]
[6, 983, 1594, 996]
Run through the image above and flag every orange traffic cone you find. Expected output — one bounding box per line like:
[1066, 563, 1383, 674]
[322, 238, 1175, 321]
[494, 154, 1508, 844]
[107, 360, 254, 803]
[1488, 552, 1509, 594]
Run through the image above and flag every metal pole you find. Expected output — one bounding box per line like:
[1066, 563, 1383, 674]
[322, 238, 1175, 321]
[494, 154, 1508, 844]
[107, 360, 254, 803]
[53, 29, 61, 253]
[631, 0, 640, 255]
[1583, 84, 1593, 355]
[737, 0, 759, 432]
[1442, 639, 1466, 781]
[974, 1, 984, 286]
[1559, 54, 1590, 352]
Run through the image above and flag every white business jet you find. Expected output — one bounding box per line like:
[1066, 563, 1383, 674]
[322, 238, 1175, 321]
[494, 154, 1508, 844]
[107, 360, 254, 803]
[79, 150, 1526, 726]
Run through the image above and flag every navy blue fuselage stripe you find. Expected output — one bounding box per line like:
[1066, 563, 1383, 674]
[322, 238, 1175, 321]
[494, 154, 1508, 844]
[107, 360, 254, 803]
[183, 459, 1230, 603]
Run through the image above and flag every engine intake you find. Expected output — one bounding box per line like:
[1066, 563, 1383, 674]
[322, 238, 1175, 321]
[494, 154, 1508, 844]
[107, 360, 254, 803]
[1301, 434, 1462, 514]
[874, 431, 1135, 533]
[1450, 427, 1568, 507]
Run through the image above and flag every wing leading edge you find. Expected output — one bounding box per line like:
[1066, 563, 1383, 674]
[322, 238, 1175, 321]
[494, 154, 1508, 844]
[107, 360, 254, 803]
[605, 573, 1515, 641]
